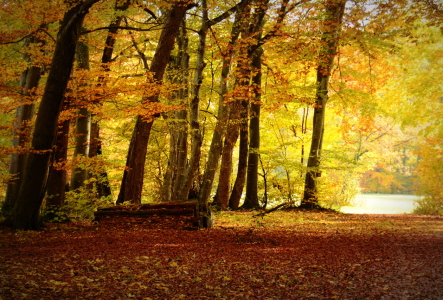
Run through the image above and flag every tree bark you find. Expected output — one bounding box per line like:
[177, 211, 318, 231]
[301, 0, 346, 208]
[117, 3, 191, 205]
[71, 38, 91, 191]
[215, 116, 239, 210]
[177, 0, 250, 202]
[160, 21, 189, 202]
[230, 99, 250, 209]
[242, 47, 263, 209]
[43, 100, 71, 221]
[232, 1, 268, 210]
[2, 30, 45, 220]
[197, 6, 248, 207]
[11, 0, 100, 230]
[88, 0, 131, 199]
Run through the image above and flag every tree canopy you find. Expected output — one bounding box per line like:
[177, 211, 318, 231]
[1, 0, 442, 229]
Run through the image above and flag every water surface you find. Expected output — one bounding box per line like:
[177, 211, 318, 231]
[340, 194, 419, 214]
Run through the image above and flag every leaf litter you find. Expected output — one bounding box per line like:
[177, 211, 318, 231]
[0, 211, 442, 299]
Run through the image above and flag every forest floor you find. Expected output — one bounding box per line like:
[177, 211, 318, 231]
[1, 210, 443, 300]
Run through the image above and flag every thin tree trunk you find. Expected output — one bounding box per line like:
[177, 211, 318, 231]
[242, 47, 262, 209]
[177, 0, 250, 202]
[88, 0, 130, 199]
[11, 0, 100, 230]
[230, 99, 250, 209]
[233, 1, 268, 210]
[117, 3, 191, 205]
[301, 0, 346, 208]
[71, 38, 91, 191]
[197, 6, 248, 207]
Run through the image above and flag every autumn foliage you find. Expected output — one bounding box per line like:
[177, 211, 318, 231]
[1, 0, 443, 232]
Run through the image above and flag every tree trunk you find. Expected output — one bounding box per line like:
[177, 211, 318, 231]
[11, 0, 100, 230]
[215, 117, 239, 210]
[2, 31, 45, 220]
[46, 119, 70, 205]
[71, 38, 91, 191]
[232, 1, 268, 210]
[242, 47, 263, 209]
[161, 21, 189, 202]
[197, 4, 249, 207]
[177, 0, 250, 202]
[87, 0, 130, 199]
[43, 100, 71, 222]
[117, 3, 191, 205]
[230, 99, 250, 209]
[301, 0, 346, 208]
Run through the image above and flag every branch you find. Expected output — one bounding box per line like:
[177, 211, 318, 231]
[0, 34, 30, 45]
[208, 0, 252, 28]
[0, 26, 55, 45]
[254, 0, 309, 51]
[81, 25, 161, 35]
[124, 18, 150, 70]
[252, 202, 292, 218]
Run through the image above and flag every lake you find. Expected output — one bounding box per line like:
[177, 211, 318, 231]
[340, 194, 420, 214]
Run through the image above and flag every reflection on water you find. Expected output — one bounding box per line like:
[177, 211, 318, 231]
[340, 194, 420, 214]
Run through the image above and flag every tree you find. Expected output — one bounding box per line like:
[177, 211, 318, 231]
[240, 47, 263, 209]
[2, 28, 46, 219]
[70, 37, 92, 191]
[117, 2, 193, 205]
[197, 1, 250, 207]
[10, 0, 101, 230]
[301, 0, 346, 209]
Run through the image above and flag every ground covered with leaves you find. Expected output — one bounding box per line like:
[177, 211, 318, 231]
[1, 211, 443, 299]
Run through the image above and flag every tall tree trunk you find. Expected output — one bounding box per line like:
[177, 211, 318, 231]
[241, 47, 263, 209]
[301, 0, 346, 208]
[160, 20, 189, 202]
[231, 0, 268, 210]
[197, 6, 248, 207]
[230, 99, 250, 209]
[43, 97, 71, 222]
[214, 115, 240, 210]
[117, 3, 191, 205]
[71, 38, 91, 191]
[175, 2, 207, 203]
[177, 0, 250, 202]
[2, 30, 45, 220]
[10, 0, 100, 230]
[88, 0, 131, 198]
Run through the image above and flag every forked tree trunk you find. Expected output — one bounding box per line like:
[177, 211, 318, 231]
[301, 0, 346, 208]
[117, 3, 191, 205]
[3, 68, 40, 218]
[197, 6, 248, 207]
[232, 1, 267, 210]
[177, 0, 251, 202]
[11, 0, 100, 230]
